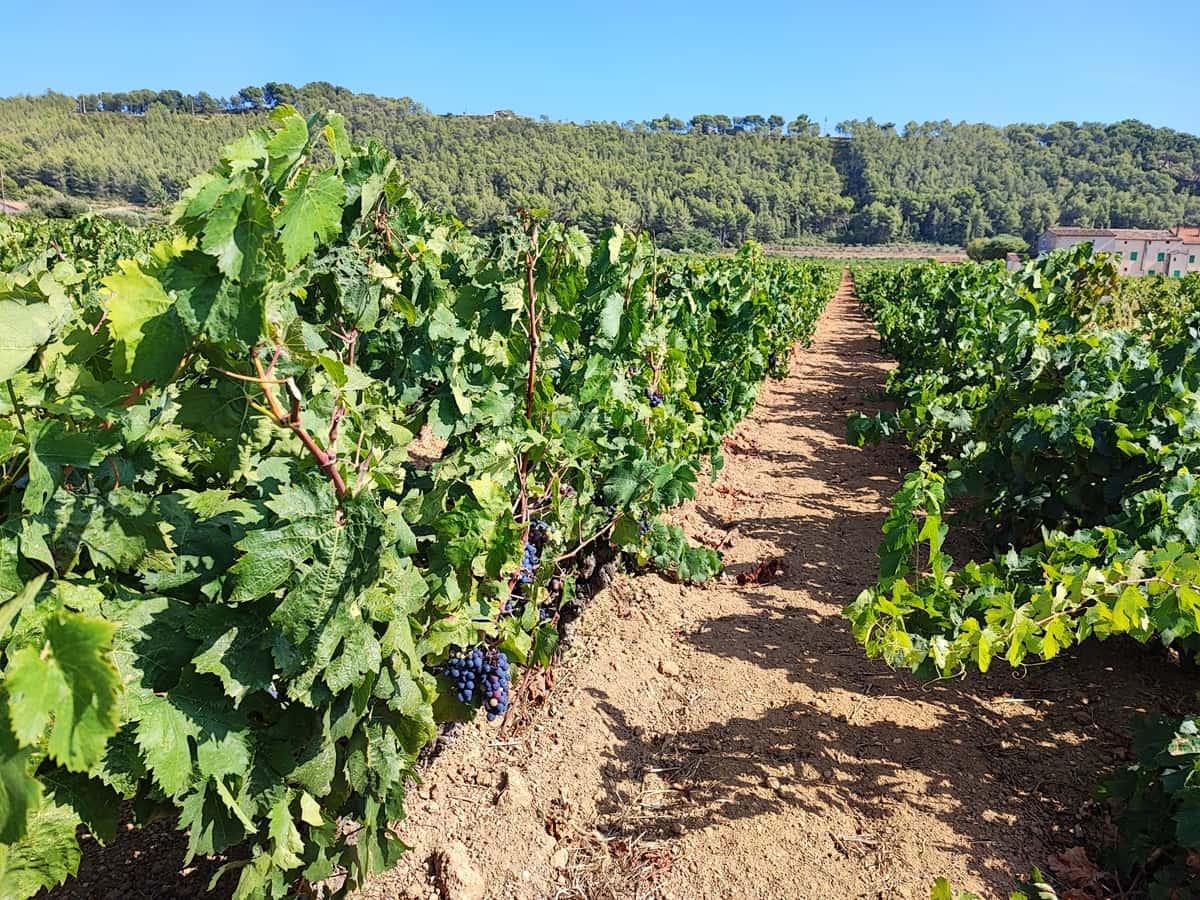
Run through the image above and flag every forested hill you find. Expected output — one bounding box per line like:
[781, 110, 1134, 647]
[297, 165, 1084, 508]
[2, 83, 1198, 248]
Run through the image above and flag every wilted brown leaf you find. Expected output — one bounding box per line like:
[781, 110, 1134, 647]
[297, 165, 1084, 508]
[1047, 846, 1102, 887]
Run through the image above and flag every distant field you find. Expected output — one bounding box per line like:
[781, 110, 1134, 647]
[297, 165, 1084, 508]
[765, 242, 966, 261]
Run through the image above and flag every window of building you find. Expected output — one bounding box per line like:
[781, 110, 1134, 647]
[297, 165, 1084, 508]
[1174, 270, 1182, 278]
[1191, 255, 1196, 264]
[1130, 251, 1138, 260]
[1157, 252, 1166, 262]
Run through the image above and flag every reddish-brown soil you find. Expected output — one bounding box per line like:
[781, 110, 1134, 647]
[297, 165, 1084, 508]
[45, 274, 1193, 900]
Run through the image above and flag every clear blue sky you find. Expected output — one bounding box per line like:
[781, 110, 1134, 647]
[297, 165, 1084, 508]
[4, 0, 1197, 134]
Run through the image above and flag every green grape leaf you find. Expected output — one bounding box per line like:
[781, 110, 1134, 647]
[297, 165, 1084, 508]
[0, 702, 41, 845]
[275, 168, 345, 268]
[24, 420, 109, 514]
[0, 299, 56, 380]
[266, 108, 309, 184]
[102, 258, 187, 380]
[0, 800, 82, 897]
[134, 694, 196, 796]
[5, 610, 121, 772]
[269, 793, 305, 870]
[40, 768, 120, 845]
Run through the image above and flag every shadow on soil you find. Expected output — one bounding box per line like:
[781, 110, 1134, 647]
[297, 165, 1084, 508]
[585, 292, 1194, 896]
[40, 815, 236, 900]
[588, 609, 1191, 895]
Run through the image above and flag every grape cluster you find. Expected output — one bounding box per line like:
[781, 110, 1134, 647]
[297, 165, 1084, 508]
[444, 647, 511, 721]
[518, 541, 539, 583]
[530, 519, 551, 543]
[560, 483, 577, 498]
[712, 391, 727, 407]
[639, 516, 652, 536]
[591, 489, 616, 519]
[481, 649, 511, 721]
[445, 647, 485, 704]
[646, 388, 664, 408]
[767, 352, 778, 368]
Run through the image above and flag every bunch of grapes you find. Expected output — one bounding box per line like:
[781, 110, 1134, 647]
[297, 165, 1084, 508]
[646, 388, 664, 408]
[518, 541, 539, 584]
[712, 390, 727, 407]
[444, 647, 486, 704]
[639, 516, 652, 536]
[481, 648, 511, 721]
[443, 647, 512, 721]
[560, 483, 577, 498]
[767, 352, 779, 368]
[530, 519, 551, 544]
[591, 488, 616, 518]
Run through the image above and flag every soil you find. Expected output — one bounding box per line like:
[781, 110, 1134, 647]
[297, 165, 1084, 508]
[43, 273, 1194, 900]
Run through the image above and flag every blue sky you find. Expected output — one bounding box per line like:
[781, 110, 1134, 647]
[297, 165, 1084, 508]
[4, 0, 1196, 134]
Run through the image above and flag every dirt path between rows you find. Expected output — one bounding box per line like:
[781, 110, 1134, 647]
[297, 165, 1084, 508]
[46, 274, 1192, 900]
[356, 273, 1192, 900]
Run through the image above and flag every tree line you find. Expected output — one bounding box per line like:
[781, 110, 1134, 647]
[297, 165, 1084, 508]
[2, 83, 1198, 248]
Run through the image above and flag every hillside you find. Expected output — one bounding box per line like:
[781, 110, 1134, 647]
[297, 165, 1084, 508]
[1, 83, 1198, 247]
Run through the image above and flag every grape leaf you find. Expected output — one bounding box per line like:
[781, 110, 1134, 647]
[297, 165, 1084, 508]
[0, 702, 40, 844]
[0, 800, 82, 896]
[5, 610, 121, 771]
[102, 258, 186, 380]
[0, 299, 56, 381]
[133, 694, 195, 796]
[275, 169, 345, 268]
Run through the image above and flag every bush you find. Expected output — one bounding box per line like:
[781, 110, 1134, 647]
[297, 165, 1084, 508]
[27, 195, 89, 218]
[965, 233, 1028, 261]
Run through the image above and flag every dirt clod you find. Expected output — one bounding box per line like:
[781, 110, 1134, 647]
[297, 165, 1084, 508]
[433, 842, 486, 900]
[496, 769, 533, 809]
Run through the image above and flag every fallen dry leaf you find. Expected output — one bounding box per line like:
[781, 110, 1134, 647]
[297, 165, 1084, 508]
[1047, 846, 1102, 888]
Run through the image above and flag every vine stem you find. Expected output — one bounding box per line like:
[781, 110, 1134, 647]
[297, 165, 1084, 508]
[553, 517, 619, 566]
[248, 354, 348, 499]
[6, 380, 26, 435]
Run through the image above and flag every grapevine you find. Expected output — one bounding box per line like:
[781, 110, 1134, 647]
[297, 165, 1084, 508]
[0, 108, 837, 898]
[846, 248, 1200, 892]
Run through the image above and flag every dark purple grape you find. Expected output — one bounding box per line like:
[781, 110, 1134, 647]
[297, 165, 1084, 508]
[443, 647, 511, 723]
[518, 541, 539, 584]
